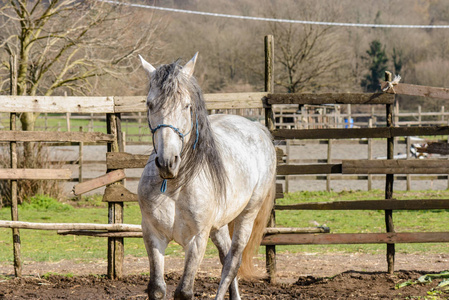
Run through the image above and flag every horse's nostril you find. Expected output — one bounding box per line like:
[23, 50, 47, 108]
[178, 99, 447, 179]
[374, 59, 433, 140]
[155, 157, 162, 169]
[171, 156, 180, 168]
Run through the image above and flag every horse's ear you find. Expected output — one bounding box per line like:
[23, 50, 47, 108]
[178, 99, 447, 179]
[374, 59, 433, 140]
[139, 54, 156, 78]
[182, 52, 198, 78]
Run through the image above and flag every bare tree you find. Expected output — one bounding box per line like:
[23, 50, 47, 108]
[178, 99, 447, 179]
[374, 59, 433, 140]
[0, 0, 164, 131]
[266, 1, 346, 93]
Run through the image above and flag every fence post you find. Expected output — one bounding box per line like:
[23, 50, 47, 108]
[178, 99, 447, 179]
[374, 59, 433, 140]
[66, 113, 71, 132]
[326, 139, 332, 192]
[368, 119, 373, 190]
[385, 71, 395, 274]
[347, 104, 352, 128]
[78, 126, 84, 201]
[447, 120, 449, 190]
[106, 113, 124, 279]
[303, 106, 308, 129]
[9, 54, 22, 277]
[394, 97, 399, 127]
[406, 133, 411, 191]
[285, 140, 290, 193]
[121, 131, 127, 187]
[264, 35, 275, 131]
[65, 92, 70, 132]
[89, 113, 94, 132]
[138, 112, 142, 142]
[418, 105, 422, 127]
[264, 35, 277, 283]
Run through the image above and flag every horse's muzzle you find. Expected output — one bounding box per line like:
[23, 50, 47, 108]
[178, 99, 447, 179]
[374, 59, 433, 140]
[155, 156, 180, 179]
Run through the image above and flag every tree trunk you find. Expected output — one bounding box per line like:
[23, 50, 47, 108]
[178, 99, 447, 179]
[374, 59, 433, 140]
[20, 112, 37, 167]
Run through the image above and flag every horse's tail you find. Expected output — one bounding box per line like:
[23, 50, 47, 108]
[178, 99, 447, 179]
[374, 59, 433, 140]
[238, 178, 276, 280]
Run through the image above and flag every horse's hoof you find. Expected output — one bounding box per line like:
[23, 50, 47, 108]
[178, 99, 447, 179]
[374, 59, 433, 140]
[149, 291, 165, 299]
[174, 288, 193, 300]
[148, 282, 166, 300]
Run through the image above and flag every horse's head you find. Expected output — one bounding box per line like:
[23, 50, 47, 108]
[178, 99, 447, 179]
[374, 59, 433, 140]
[139, 53, 198, 180]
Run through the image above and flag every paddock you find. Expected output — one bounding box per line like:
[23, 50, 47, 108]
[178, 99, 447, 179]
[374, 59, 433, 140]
[0, 253, 448, 299]
[1, 36, 449, 299]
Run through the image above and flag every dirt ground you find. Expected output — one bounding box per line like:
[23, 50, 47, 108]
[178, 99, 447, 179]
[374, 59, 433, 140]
[1, 253, 448, 299]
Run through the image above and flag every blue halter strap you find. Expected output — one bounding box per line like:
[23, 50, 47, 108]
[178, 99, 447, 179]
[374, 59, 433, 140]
[149, 111, 199, 193]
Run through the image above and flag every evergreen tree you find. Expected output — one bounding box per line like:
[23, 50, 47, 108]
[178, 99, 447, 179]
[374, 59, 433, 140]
[392, 47, 403, 75]
[361, 40, 388, 92]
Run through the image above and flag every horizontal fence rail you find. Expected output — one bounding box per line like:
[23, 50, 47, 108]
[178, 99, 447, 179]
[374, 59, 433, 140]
[342, 160, 449, 174]
[0, 93, 268, 114]
[0, 220, 325, 238]
[262, 232, 449, 246]
[381, 82, 449, 100]
[275, 199, 449, 210]
[0, 131, 115, 142]
[0, 169, 72, 180]
[106, 152, 149, 169]
[278, 160, 449, 175]
[0, 96, 115, 113]
[266, 92, 394, 105]
[0, 220, 141, 231]
[0, 92, 395, 114]
[273, 126, 449, 140]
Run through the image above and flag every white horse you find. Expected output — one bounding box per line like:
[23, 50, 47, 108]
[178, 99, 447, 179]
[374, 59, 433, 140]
[137, 53, 276, 300]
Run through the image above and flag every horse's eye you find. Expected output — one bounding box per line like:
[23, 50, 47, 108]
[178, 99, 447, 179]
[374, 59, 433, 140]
[148, 103, 154, 110]
[184, 104, 191, 110]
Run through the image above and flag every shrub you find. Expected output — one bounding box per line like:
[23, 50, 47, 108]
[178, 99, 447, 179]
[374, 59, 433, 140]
[21, 195, 73, 212]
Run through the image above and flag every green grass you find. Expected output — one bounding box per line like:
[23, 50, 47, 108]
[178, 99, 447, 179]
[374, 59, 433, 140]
[0, 190, 448, 265]
[0, 195, 184, 263]
[34, 116, 107, 133]
[275, 189, 449, 254]
[31, 114, 152, 143]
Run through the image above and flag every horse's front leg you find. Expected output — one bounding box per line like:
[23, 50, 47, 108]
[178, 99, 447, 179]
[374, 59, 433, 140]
[142, 223, 169, 300]
[174, 231, 209, 300]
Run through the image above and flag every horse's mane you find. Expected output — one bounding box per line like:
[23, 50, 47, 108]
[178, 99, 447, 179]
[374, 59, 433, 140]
[150, 61, 227, 198]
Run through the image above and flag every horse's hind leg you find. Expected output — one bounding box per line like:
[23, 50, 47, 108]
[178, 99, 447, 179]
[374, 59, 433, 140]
[215, 214, 257, 300]
[210, 225, 241, 300]
[174, 230, 209, 300]
[142, 224, 169, 300]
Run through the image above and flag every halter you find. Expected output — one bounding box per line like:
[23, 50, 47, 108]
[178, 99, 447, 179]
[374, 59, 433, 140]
[149, 110, 199, 193]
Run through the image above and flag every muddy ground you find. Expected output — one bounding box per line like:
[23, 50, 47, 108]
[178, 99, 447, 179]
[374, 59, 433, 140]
[1, 253, 448, 299]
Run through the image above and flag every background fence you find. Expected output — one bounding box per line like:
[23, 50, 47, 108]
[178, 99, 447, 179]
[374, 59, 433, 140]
[3, 104, 449, 139]
[3, 105, 449, 195]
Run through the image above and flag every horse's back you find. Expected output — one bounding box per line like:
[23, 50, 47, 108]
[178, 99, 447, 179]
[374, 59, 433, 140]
[210, 114, 273, 152]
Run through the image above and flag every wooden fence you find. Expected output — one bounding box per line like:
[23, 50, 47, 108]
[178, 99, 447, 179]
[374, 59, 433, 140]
[282, 136, 449, 193]
[4, 102, 448, 140]
[274, 104, 449, 129]
[4, 103, 449, 194]
[0, 91, 272, 279]
[263, 71, 449, 281]
[1, 135, 445, 196]
[1, 36, 449, 284]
